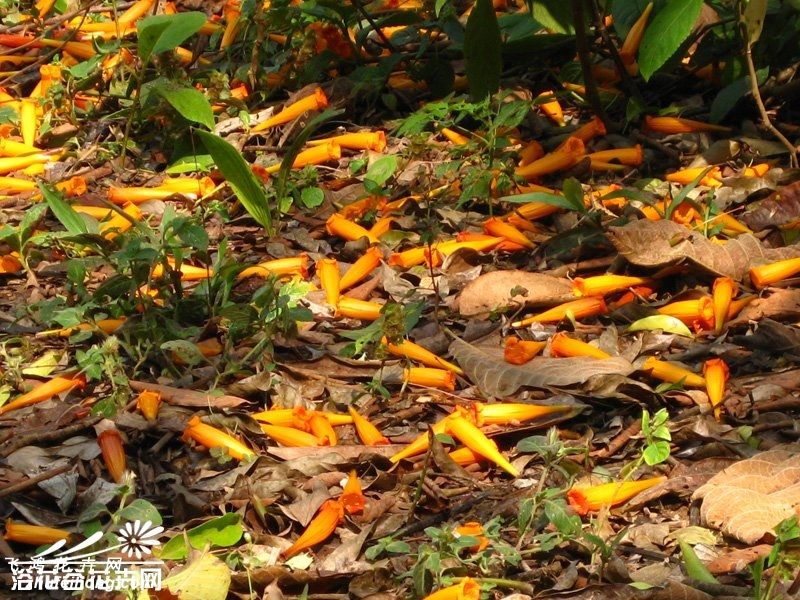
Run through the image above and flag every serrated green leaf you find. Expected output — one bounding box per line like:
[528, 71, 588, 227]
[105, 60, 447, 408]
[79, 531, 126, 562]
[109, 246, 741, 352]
[628, 315, 693, 337]
[464, 0, 501, 99]
[638, 0, 703, 81]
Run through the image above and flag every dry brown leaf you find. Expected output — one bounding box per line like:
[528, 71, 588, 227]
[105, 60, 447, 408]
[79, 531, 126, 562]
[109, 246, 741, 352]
[741, 181, 800, 231]
[729, 290, 800, 325]
[129, 380, 248, 408]
[706, 544, 773, 574]
[607, 220, 800, 281]
[455, 270, 574, 317]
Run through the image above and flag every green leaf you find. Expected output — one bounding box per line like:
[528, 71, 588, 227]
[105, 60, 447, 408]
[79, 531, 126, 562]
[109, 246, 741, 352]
[679, 538, 719, 583]
[152, 80, 214, 129]
[118, 499, 163, 527]
[167, 154, 214, 174]
[628, 315, 693, 337]
[562, 178, 587, 214]
[161, 340, 207, 366]
[741, 0, 767, 45]
[638, 0, 703, 81]
[709, 68, 767, 123]
[158, 513, 243, 560]
[464, 0, 501, 100]
[300, 187, 324, 208]
[643, 441, 671, 465]
[196, 129, 273, 233]
[137, 12, 206, 63]
[365, 155, 398, 187]
[530, 0, 576, 34]
[39, 184, 88, 235]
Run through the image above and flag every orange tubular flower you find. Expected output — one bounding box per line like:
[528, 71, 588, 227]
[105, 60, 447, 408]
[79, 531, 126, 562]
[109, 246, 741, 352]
[515, 137, 585, 181]
[483, 217, 534, 249]
[181, 416, 255, 460]
[573, 116, 607, 143]
[326, 213, 379, 244]
[369, 216, 394, 239]
[476, 402, 571, 426]
[405, 367, 456, 391]
[572, 274, 652, 297]
[264, 142, 341, 174]
[339, 247, 382, 291]
[0, 254, 23, 274]
[388, 246, 430, 268]
[339, 196, 386, 220]
[642, 357, 705, 388]
[4, 520, 70, 546]
[512, 297, 607, 328]
[708, 212, 753, 236]
[151, 260, 213, 281]
[309, 131, 387, 152]
[36, 318, 126, 338]
[0, 153, 50, 176]
[260, 424, 320, 447]
[567, 476, 666, 516]
[348, 406, 389, 445]
[454, 522, 489, 552]
[657, 296, 714, 332]
[238, 254, 309, 280]
[309, 412, 337, 446]
[119, 0, 155, 24]
[282, 499, 344, 558]
[619, 2, 653, 65]
[389, 419, 449, 463]
[644, 116, 731, 134]
[518, 140, 545, 166]
[510, 201, 560, 222]
[19, 100, 37, 148]
[423, 577, 481, 600]
[712, 277, 737, 334]
[108, 176, 215, 204]
[0, 139, 42, 157]
[336, 297, 383, 321]
[704, 358, 729, 420]
[587, 145, 643, 167]
[504, 337, 545, 365]
[97, 427, 126, 483]
[100, 202, 142, 239]
[537, 90, 564, 126]
[136, 390, 162, 422]
[750, 257, 800, 288]
[220, 0, 241, 49]
[435, 237, 504, 257]
[727, 295, 755, 319]
[550, 332, 610, 360]
[458, 232, 526, 252]
[743, 163, 770, 178]
[445, 413, 520, 477]
[666, 166, 722, 187]
[383, 337, 463, 374]
[441, 128, 470, 145]
[340, 470, 366, 514]
[251, 87, 329, 133]
[0, 373, 86, 416]
[448, 446, 484, 467]
[253, 408, 352, 427]
[317, 258, 341, 307]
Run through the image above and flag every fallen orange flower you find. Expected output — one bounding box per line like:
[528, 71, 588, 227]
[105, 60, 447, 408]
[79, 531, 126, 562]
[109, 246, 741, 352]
[383, 337, 463, 374]
[252, 87, 328, 133]
[19, 99, 37, 147]
[264, 141, 341, 174]
[712, 277, 737, 334]
[708, 212, 752, 236]
[550, 332, 610, 360]
[503, 337, 545, 365]
[0, 138, 42, 157]
[512, 297, 607, 328]
[170, 338, 223, 365]
[182, 415, 255, 460]
[260, 423, 321, 447]
[368, 216, 394, 239]
[666, 166, 722, 187]
[338, 196, 386, 220]
[0, 254, 23, 274]
[619, 2, 653, 66]
[587, 145, 643, 167]
[657, 296, 714, 332]
[348, 406, 389, 445]
[515, 137, 585, 181]
[99, 202, 142, 239]
[518, 140, 544, 166]
[645, 115, 731, 134]
[298, 408, 337, 446]
[448, 446, 484, 467]
[252, 408, 352, 426]
[572, 116, 607, 143]
[4, 520, 70, 546]
[238, 254, 309, 280]
[476, 402, 572, 426]
[572, 274, 652, 297]
[389, 419, 449, 463]
[282, 499, 344, 558]
[457, 231, 527, 252]
[642, 357, 705, 388]
[441, 127, 470, 145]
[36, 318, 126, 338]
[750, 257, 800, 288]
[340, 470, 366, 514]
[483, 217, 534, 249]
[336, 297, 383, 321]
[742, 163, 771, 178]
[446, 413, 519, 477]
[151, 260, 213, 281]
[136, 390, 162, 422]
[309, 131, 386, 152]
[0, 153, 50, 175]
[388, 246, 431, 269]
[405, 367, 456, 391]
[536, 90, 564, 126]
[317, 257, 341, 307]
[704, 358, 729, 420]
[339, 247, 382, 291]
[220, 0, 241, 49]
[435, 237, 504, 257]
[107, 176, 215, 204]
[423, 577, 480, 600]
[97, 426, 126, 483]
[0, 373, 86, 415]
[727, 295, 755, 320]
[567, 476, 666, 515]
[326, 213, 379, 244]
[454, 522, 489, 552]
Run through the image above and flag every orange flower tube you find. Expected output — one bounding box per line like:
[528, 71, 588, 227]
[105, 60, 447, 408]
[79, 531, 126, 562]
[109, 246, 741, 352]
[644, 116, 731, 134]
[383, 337, 463, 374]
[252, 87, 329, 133]
[282, 499, 344, 558]
[317, 258, 341, 307]
[511, 201, 561, 221]
[119, 0, 155, 24]
[339, 196, 386, 220]
[151, 260, 213, 281]
[454, 522, 489, 552]
[19, 100, 37, 147]
[238, 254, 309, 280]
[503, 337, 545, 365]
[512, 297, 607, 328]
[537, 90, 564, 126]
[666, 166, 722, 187]
[435, 237, 504, 257]
[441, 128, 470, 145]
[457, 232, 526, 252]
[253, 409, 352, 426]
[703, 358, 729, 420]
[136, 390, 162, 422]
[388, 246, 431, 268]
[36, 318, 126, 338]
[0, 373, 86, 415]
[108, 177, 215, 204]
[369, 216, 394, 239]
[336, 297, 383, 321]
[260, 424, 320, 447]
[445, 413, 519, 477]
[518, 140, 545, 166]
[348, 406, 389, 445]
[572, 116, 607, 143]
[181, 416, 255, 460]
[404, 367, 456, 391]
[515, 137, 585, 180]
[389, 419, 449, 463]
[0, 153, 49, 176]
[743, 163, 771, 177]
[708, 212, 753, 236]
[727, 295, 755, 319]
[642, 357, 705, 388]
[619, 2, 653, 65]
[97, 427, 126, 483]
[549, 332, 610, 359]
[340, 470, 366, 514]
[220, 0, 241, 49]
[448, 446, 484, 467]
[657, 297, 714, 332]
[572, 274, 652, 297]
[0, 254, 23, 274]
[264, 142, 341, 174]
[712, 277, 736, 334]
[567, 476, 666, 515]
[476, 402, 571, 426]
[339, 247, 382, 291]
[100, 202, 142, 239]
[4, 520, 70, 545]
[423, 577, 481, 600]
[587, 145, 642, 167]
[750, 257, 800, 288]
[326, 213, 379, 244]
[308, 131, 387, 152]
[483, 217, 534, 249]
[0, 139, 42, 157]
[309, 412, 337, 446]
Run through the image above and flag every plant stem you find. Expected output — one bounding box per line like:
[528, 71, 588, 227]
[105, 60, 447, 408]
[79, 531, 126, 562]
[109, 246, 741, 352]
[571, 0, 609, 128]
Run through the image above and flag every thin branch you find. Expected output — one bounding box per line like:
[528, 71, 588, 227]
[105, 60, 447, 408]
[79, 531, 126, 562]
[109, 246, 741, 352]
[571, 0, 609, 129]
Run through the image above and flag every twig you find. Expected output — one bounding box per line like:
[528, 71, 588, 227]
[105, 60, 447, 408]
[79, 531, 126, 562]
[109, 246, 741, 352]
[0, 414, 103, 457]
[0, 463, 73, 499]
[349, 0, 398, 54]
[591, 418, 642, 458]
[571, 0, 609, 129]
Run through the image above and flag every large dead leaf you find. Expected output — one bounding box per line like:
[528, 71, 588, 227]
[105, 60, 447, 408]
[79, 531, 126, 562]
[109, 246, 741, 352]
[455, 270, 574, 317]
[741, 181, 800, 231]
[607, 220, 800, 281]
[729, 290, 800, 325]
[692, 445, 800, 543]
[449, 337, 635, 397]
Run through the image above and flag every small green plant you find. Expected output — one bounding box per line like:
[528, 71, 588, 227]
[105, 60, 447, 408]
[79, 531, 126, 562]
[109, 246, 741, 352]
[640, 408, 672, 467]
[751, 516, 800, 600]
[76, 337, 129, 416]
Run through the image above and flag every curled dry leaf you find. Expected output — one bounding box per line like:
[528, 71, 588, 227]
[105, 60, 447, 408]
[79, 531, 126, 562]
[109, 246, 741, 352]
[741, 181, 800, 232]
[455, 270, 574, 317]
[129, 381, 248, 409]
[728, 290, 800, 326]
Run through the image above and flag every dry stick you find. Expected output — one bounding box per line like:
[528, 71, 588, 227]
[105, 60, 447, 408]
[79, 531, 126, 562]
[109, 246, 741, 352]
[590, 418, 642, 458]
[350, 0, 397, 54]
[571, 0, 609, 129]
[0, 463, 73, 499]
[0, 414, 103, 457]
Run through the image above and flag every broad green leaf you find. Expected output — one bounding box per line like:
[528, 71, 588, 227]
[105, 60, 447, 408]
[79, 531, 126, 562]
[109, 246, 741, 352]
[464, 0, 501, 100]
[628, 315, 693, 337]
[21, 350, 61, 377]
[741, 0, 767, 45]
[158, 513, 243, 560]
[638, 0, 703, 81]
[152, 80, 214, 129]
[167, 154, 214, 174]
[300, 187, 324, 208]
[40, 183, 88, 235]
[137, 12, 206, 63]
[562, 178, 587, 214]
[500, 191, 582, 213]
[161, 340, 207, 366]
[196, 129, 273, 233]
[679, 538, 719, 583]
[643, 440, 671, 465]
[118, 499, 163, 527]
[530, 0, 576, 34]
[709, 68, 767, 123]
[365, 155, 398, 187]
